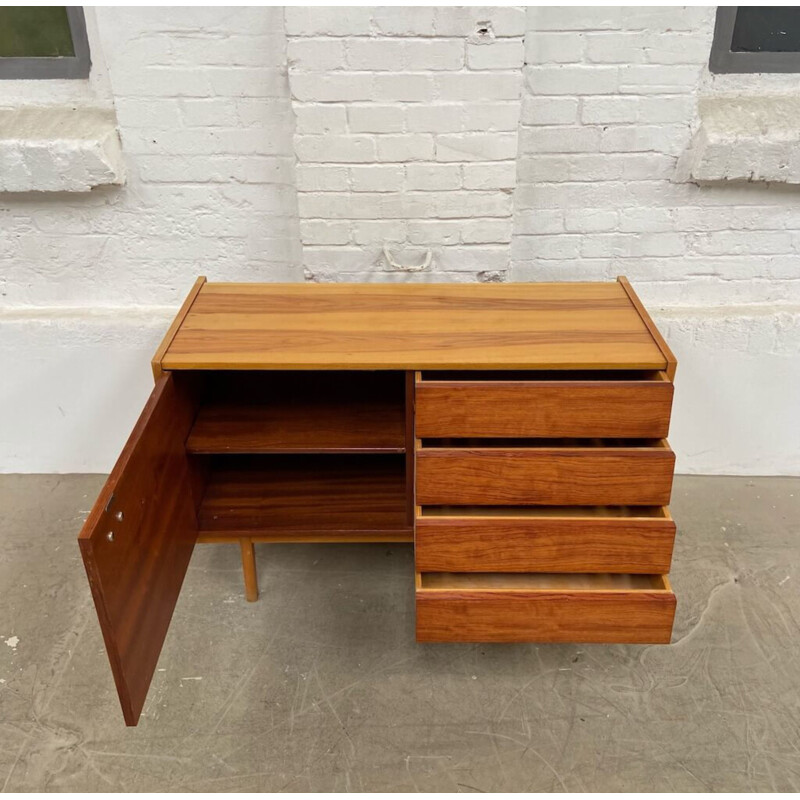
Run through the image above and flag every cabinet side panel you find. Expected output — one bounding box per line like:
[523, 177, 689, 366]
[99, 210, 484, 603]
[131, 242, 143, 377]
[151, 276, 206, 380]
[617, 276, 677, 379]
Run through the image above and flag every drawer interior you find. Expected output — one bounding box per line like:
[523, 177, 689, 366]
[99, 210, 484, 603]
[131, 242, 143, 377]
[419, 572, 671, 591]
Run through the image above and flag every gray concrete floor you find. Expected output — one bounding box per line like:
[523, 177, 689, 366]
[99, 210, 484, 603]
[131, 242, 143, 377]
[0, 475, 798, 791]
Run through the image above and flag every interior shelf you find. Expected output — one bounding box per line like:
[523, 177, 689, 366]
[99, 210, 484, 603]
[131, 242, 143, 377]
[186, 370, 406, 454]
[198, 454, 410, 537]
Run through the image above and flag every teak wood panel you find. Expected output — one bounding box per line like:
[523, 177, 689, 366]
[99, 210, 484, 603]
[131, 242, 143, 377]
[78, 374, 199, 726]
[618, 276, 678, 380]
[151, 276, 206, 380]
[415, 509, 676, 573]
[416, 574, 676, 643]
[187, 399, 405, 454]
[404, 370, 416, 526]
[160, 280, 668, 371]
[186, 370, 406, 454]
[415, 373, 673, 439]
[416, 444, 675, 506]
[198, 454, 410, 536]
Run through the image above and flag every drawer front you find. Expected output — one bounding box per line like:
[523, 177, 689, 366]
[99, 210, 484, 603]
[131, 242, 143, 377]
[416, 375, 673, 439]
[416, 446, 675, 506]
[415, 511, 676, 574]
[416, 576, 676, 643]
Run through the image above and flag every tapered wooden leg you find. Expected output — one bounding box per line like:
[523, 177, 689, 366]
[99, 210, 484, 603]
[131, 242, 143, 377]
[239, 539, 258, 602]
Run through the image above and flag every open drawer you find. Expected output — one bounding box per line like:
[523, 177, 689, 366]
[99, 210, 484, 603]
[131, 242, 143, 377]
[416, 572, 676, 643]
[416, 506, 676, 573]
[416, 370, 673, 439]
[416, 439, 675, 506]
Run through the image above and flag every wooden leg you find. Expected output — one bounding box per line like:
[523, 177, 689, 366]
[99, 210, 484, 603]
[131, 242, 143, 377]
[239, 539, 258, 602]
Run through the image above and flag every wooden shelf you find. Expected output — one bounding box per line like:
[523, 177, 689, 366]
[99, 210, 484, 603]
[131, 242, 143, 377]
[198, 454, 411, 538]
[187, 398, 405, 454]
[186, 371, 405, 454]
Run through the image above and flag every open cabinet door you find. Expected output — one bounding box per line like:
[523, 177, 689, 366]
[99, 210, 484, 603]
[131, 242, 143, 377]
[78, 373, 200, 726]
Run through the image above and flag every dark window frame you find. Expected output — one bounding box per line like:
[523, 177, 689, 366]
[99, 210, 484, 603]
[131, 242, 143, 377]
[710, 7, 800, 73]
[0, 7, 90, 79]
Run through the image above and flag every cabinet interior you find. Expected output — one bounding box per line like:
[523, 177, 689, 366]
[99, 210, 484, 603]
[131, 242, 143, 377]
[176, 370, 412, 539]
[174, 370, 665, 540]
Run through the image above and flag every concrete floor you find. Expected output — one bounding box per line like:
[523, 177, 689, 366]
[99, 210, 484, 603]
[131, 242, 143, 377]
[0, 475, 798, 791]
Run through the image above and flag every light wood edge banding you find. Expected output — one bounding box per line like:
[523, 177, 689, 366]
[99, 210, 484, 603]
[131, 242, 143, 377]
[617, 276, 677, 380]
[151, 276, 207, 381]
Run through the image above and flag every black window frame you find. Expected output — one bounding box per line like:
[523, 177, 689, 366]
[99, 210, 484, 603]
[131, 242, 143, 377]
[710, 7, 800, 73]
[0, 7, 90, 79]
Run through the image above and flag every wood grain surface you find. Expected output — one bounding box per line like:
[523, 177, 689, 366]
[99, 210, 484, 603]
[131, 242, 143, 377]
[416, 573, 676, 643]
[404, 370, 416, 525]
[78, 373, 199, 725]
[416, 443, 675, 506]
[415, 509, 676, 573]
[198, 454, 409, 535]
[415, 373, 673, 438]
[160, 281, 668, 371]
[618, 276, 678, 380]
[187, 371, 406, 454]
[151, 276, 206, 380]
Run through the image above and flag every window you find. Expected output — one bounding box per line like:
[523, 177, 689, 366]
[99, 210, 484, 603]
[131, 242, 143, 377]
[0, 6, 90, 79]
[710, 6, 800, 73]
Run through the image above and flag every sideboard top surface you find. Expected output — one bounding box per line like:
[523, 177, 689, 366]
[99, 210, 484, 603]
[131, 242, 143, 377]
[156, 277, 670, 372]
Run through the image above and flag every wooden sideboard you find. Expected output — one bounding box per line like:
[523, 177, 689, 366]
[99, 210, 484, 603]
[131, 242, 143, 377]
[78, 277, 678, 725]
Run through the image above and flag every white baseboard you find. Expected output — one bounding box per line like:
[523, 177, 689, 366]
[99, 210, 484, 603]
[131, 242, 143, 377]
[655, 306, 800, 475]
[1, 308, 171, 473]
[2, 305, 798, 475]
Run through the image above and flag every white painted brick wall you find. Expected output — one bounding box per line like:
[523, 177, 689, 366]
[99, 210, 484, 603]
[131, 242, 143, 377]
[512, 6, 800, 308]
[0, 7, 300, 309]
[2, 6, 800, 475]
[287, 6, 525, 281]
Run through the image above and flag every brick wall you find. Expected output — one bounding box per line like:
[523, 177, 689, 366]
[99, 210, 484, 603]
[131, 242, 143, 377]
[2, 6, 799, 473]
[512, 6, 800, 308]
[286, 6, 525, 282]
[1, 7, 300, 309]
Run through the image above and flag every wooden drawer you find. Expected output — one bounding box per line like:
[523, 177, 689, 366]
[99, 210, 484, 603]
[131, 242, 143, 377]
[416, 506, 675, 574]
[416, 573, 676, 643]
[416, 440, 675, 506]
[416, 371, 673, 439]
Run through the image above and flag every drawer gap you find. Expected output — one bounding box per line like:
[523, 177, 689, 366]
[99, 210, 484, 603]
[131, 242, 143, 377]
[419, 505, 669, 518]
[419, 369, 667, 382]
[420, 437, 668, 449]
[419, 572, 669, 591]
